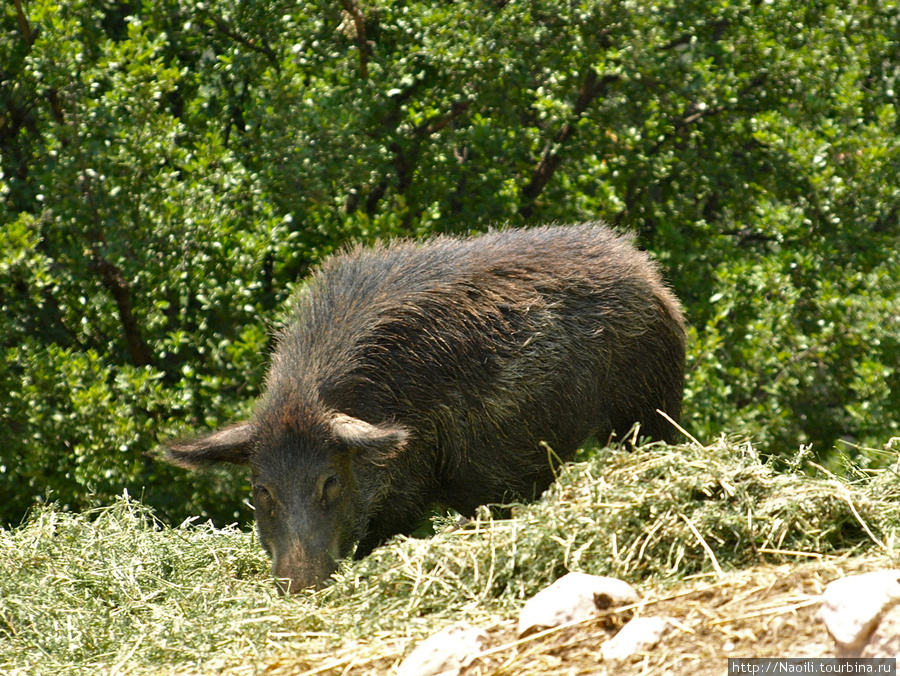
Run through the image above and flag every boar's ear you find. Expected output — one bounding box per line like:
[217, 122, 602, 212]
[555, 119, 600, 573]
[164, 422, 255, 469]
[330, 414, 408, 457]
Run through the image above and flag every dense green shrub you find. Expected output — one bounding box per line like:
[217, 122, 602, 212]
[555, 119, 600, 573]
[1, 0, 898, 526]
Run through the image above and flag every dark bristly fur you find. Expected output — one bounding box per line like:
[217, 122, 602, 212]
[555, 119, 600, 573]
[163, 223, 686, 592]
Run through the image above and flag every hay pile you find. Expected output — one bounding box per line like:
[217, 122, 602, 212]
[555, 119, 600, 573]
[1, 437, 898, 675]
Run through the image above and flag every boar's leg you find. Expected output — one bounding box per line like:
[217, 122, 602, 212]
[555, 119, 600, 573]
[351, 497, 433, 560]
[353, 531, 383, 560]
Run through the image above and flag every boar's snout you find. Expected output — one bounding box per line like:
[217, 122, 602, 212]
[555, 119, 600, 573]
[271, 536, 339, 593]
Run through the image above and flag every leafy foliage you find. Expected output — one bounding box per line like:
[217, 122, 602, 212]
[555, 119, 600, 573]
[1, 0, 898, 525]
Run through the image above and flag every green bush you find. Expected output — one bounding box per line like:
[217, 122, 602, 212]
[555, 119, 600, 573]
[1, 0, 898, 526]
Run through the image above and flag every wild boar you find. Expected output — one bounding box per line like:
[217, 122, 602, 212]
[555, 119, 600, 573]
[164, 223, 686, 592]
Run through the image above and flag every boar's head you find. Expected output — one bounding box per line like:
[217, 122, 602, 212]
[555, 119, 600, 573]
[164, 411, 407, 593]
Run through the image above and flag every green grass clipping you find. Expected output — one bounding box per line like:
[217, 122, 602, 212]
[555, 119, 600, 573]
[2, 437, 899, 675]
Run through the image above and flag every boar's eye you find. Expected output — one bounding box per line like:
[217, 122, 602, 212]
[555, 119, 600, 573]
[320, 475, 342, 507]
[253, 485, 274, 512]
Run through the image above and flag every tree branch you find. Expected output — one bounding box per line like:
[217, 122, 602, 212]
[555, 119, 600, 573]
[659, 17, 731, 52]
[362, 99, 472, 217]
[12, 0, 65, 124]
[720, 227, 780, 245]
[416, 99, 472, 136]
[519, 71, 620, 219]
[613, 75, 769, 228]
[640, 74, 768, 160]
[90, 256, 154, 367]
[205, 12, 279, 69]
[71, 105, 153, 368]
[338, 0, 371, 80]
[13, 0, 33, 46]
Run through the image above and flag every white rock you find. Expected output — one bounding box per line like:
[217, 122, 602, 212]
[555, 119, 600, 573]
[601, 616, 673, 662]
[396, 623, 488, 676]
[517, 571, 641, 637]
[861, 604, 900, 659]
[819, 570, 900, 654]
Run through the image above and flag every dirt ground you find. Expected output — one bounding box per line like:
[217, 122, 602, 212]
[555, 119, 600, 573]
[269, 554, 895, 676]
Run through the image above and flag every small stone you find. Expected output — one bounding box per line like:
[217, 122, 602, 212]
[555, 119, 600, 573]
[818, 570, 900, 655]
[396, 623, 489, 676]
[601, 616, 673, 662]
[861, 604, 900, 659]
[517, 572, 641, 638]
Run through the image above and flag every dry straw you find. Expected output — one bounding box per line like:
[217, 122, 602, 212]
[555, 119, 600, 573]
[1, 437, 898, 675]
